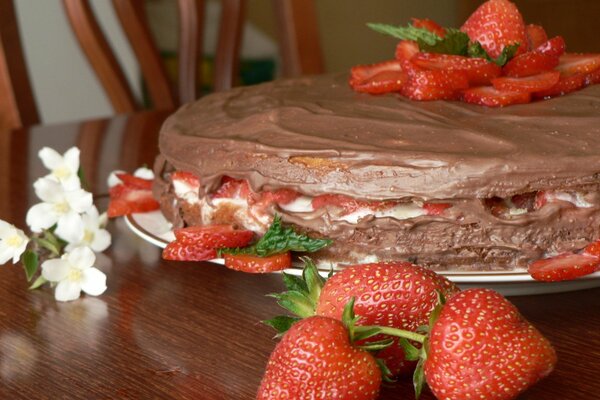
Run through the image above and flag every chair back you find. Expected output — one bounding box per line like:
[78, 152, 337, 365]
[0, 0, 323, 130]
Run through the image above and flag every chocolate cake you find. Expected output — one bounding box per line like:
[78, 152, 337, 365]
[153, 73, 600, 271]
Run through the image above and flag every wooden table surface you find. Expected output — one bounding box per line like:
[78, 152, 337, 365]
[1, 111, 599, 399]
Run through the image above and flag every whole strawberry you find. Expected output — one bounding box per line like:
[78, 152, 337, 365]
[461, 0, 527, 59]
[423, 288, 557, 400]
[257, 316, 382, 400]
[316, 262, 459, 375]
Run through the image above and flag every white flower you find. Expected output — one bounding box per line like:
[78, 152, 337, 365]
[41, 246, 107, 302]
[65, 206, 111, 253]
[0, 221, 29, 264]
[26, 178, 92, 243]
[107, 167, 154, 188]
[39, 147, 81, 190]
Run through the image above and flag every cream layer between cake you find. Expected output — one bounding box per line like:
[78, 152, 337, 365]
[153, 73, 600, 271]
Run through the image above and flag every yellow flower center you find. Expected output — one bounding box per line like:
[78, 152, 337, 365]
[67, 268, 82, 282]
[53, 202, 70, 214]
[83, 229, 94, 244]
[6, 234, 23, 247]
[53, 166, 71, 180]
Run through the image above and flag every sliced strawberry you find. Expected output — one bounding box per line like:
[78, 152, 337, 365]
[460, 0, 527, 59]
[395, 40, 420, 62]
[411, 18, 446, 38]
[350, 70, 408, 94]
[411, 53, 501, 86]
[312, 194, 395, 215]
[528, 253, 600, 282]
[555, 53, 600, 77]
[526, 24, 548, 50]
[261, 188, 300, 206]
[402, 69, 469, 101]
[223, 252, 292, 273]
[107, 186, 160, 217]
[583, 240, 600, 257]
[423, 202, 451, 216]
[173, 225, 254, 248]
[586, 67, 600, 86]
[162, 241, 217, 261]
[349, 60, 408, 94]
[534, 191, 548, 209]
[461, 86, 531, 107]
[510, 192, 537, 211]
[533, 73, 587, 99]
[116, 173, 153, 190]
[502, 37, 565, 78]
[171, 171, 200, 189]
[492, 71, 560, 93]
[212, 177, 254, 201]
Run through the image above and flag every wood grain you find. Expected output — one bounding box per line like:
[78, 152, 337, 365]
[0, 112, 599, 399]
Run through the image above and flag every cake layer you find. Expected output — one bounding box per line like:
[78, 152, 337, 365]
[158, 73, 600, 201]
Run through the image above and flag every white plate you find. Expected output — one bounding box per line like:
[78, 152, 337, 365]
[125, 211, 600, 296]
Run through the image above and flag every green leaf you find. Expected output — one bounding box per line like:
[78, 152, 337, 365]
[413, 356, 426, 399]
[222, 215, 332, 257]
[353, 326, 382, 342]
[398, 338, 420, 361]
[418, 28, 470, 55]
[281, 272, 308, 293]
[468, 41, 520, 66]
[267, 291, 315, 318]
[367, 22, 441, 45]
[22, 251, 39, 282]
[375, 358, 396, 383]
[29, 275, 48, 290]
[357, 338, 394, 352]
[302, 258, 325, 305]
[35, 237, 60, 257]
[78, 166, 90, 191]
[262, 315, 300, 337]
[342, 297, 360, 342]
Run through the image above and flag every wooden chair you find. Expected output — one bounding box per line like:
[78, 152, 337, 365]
[0, 0, 323, 131]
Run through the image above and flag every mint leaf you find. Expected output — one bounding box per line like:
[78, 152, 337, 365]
[367, 22, 441, 45]
[221, 215, 332, 257]
[418, 28, 470, 56]
[468, 41, 520, 66]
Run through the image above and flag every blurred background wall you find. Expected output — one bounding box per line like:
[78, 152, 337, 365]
[14, 0, 600, 125]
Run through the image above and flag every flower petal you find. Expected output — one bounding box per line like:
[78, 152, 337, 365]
[41, 258, 70, 282]
[60, 175, 82, 191]
[80, 268, 107, 296]
[65, 189, 93, 213]
[63, 147, 80, 172]
[33, 178, 64, 203]
[38, 147, 63, 170]
[26, 203, 58, 232]
[0, 220, 12, 236]
[66, 246, 96, 270]
[0, 247, 14, 264]
[90, 229, 111, 252]
[54, 280, 82, 302]
[55, 211, 85, 243]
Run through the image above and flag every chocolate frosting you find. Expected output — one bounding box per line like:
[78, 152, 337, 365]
[158, 73, 600, 201]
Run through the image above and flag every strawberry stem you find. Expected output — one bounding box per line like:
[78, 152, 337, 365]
[356, 325, 426, 344]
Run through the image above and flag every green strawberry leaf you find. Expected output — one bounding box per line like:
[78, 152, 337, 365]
[376, 358, 396, 383]
[267, 290, 315, 318]
[398, 338, 420, 361]
[357, 338, 394, 352]
[413, 355, 426, 399]
[302, 258, 325, 305]
[262, 315, 301, 337]
[281, 271, 308, 293]
[221, 215, 332, 257]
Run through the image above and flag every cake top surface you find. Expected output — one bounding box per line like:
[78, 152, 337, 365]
[159, 73, 600, 200]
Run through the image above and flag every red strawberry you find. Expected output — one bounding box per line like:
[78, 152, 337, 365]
[583, 240, 600, 257]
[501, 37, 565, 78]
[162, 242, 217, 261]
[312, 194, 396, 215]
[316, 262, 459, 375]
[411, 18, 446, 38]
[424, 289, 556, 400]
[555, 53, 600, 77]
[526, 24, 548, 50]
[115, 173, 153, 190]
[173, 225, 253, 248]
[107, 185, 160, 217]
[260, 188, 300, 206]
[257, 316, 382, 400]
[533, 72, 587, 99]
[492, 71, 560, 93]
[402, 69, 469, 101]
[534, 190, 548, 209]
[349, 60, 408, 94]
[212, 176, 254, 201]
[528, 253, 600, 282]
[411, 53, 502, 85]
[223, 252, 291, 273]
[171, 171, 200, 189]
[460, 0, 527, 59]
[461, 86, 531, 107]
[395, 40, 419, 62]
[423, 202, 452, 216]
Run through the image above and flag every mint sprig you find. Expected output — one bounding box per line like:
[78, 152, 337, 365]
[367, 22, 518, 66]
[220, 215, 332, 257]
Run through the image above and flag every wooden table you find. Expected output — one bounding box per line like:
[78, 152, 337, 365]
[1, 112, 599, 399]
